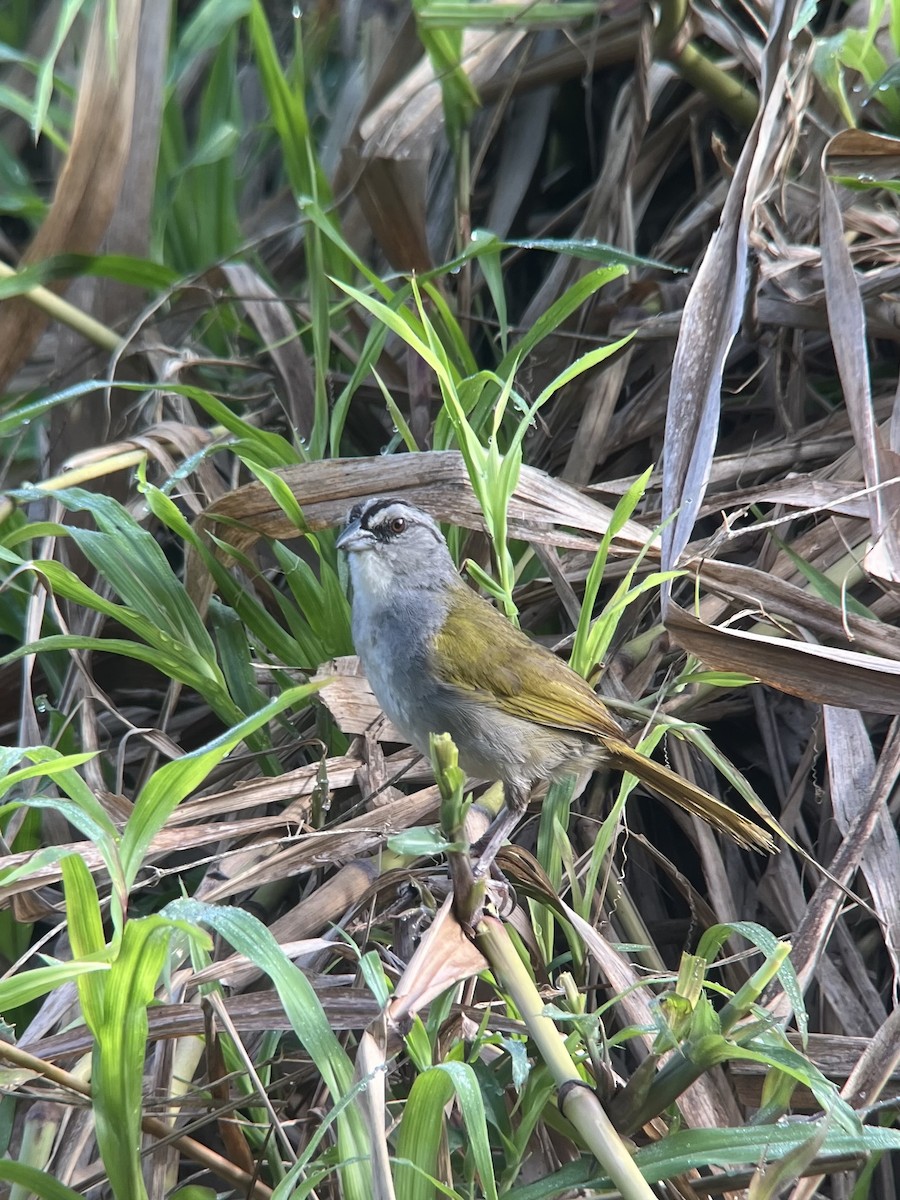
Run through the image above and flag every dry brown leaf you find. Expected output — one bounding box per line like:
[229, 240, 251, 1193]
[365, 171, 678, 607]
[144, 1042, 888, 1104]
[354, 1028, 396, 1200]
[824, 707, 900, 987]
[195, 858, 384, 988]
[95, 0, 171, 328]
[347, 151, 433, 273]
[695, 560, 900, 661]
[314, 656, 406, 740]
[352, 26, 527, 267]
[186, 450, 653, 614]
[766, 722, 900, 1023]
[386, 896, 488, 1028]
[0, 0, 142, 388]
[22, 984, 384, 1061]
[666, 603, 900, 714]
[196, 783, 441, 902]
[358, 29, 527, 158]
[212, 262, 316, 440]
[0, 754, 366, 905]
[821, 129, 900, 584]
[660, 2, 796, 589]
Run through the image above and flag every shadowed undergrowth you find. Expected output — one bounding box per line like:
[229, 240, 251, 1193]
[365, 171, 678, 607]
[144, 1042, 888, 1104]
[1, 1, 899, 1197]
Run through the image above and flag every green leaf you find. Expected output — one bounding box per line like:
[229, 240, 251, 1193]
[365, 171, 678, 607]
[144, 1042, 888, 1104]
[500, 265, 628, 373]
[506, 1122, 900, 1198]
[89, 915, 207, 1200]
[61, 854, 108, 1029]
[534, 333, 633, 408]
[120, 684, 319, 891]
[0, 957, 109, 1013]
[0, 748, 125, 907]
[169, 0, 251, 82]
[412, 0, 479, 152]
[396, 1061, 498, 1200]
[569, 466, 653, 678]
[773, 536, 877, 620]
[2, 633, 237, 718]
[161, 900, 371, 1200]
[45, 489, 218, 652]
[0, 749, 103, 806]
[696, 922, 804, 1036]
[387, 826, 459, 857]
[0, 1162, 84, 1200]
[0, 379, 119, 438]
[247, 0, 332, 209]
[0, 253, 178, 302]
[31, 0, 83, 145]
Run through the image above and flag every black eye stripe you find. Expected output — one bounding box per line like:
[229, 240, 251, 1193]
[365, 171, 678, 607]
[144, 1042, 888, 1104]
[359, 498, 410, 530]
[349, 498, 442, 545]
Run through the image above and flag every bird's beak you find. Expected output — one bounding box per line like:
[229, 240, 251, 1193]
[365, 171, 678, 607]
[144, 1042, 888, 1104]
[335, 519, 372, 553]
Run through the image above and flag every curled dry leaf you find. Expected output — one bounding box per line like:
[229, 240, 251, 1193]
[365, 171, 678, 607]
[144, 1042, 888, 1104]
[187, 450, 651, 614]
[386, 896, 488, 1029]
[820, 129, 900, 584]
[660, 0, 796, 595]
[824, 707, 900, 987]
[666, 603, 900, 715]
[211, 262, 316, 441]
[0, 0, 142, 388]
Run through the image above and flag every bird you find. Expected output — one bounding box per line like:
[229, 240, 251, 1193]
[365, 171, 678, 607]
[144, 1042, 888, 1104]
[336, 496, 775, 866]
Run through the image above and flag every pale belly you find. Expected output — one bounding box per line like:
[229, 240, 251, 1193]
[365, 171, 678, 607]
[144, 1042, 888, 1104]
[360, 627, 599, 791]
[351, 586, 601, 793]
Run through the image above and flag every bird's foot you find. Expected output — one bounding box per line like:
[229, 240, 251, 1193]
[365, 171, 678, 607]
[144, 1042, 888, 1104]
[472, 808, 521, 879]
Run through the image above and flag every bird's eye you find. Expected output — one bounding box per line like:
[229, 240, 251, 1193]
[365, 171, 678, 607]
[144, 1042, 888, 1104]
[388, 516, 407, 535]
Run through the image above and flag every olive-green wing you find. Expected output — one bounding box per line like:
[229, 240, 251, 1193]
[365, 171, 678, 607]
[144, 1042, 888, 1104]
[432, 589, 622, 740]
[434, 588, 776, 854]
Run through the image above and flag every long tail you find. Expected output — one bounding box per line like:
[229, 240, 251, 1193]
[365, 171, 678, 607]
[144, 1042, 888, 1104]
[605, 740, 776, 854]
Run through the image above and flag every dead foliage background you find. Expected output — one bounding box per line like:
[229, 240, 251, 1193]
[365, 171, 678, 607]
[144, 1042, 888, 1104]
[1, 1, 899, 1197]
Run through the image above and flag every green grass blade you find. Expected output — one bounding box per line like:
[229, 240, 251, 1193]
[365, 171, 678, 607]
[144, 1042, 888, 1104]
[569, 467, 653, 678]
[396, 1062, 498, 1200]
[0, 958, 108, 1013]
[139, 481, 323, 667]
[169, 0, 251, 82]
[532, 333, 633, 407]
[47, 488, 219, 656]
[161, 900, 371, 1200]
[2, 634, 238, 719]
[61, 853, 108, 1028]
[497, 265, 628, 375]
[0, 749, 125, 907]
[0, 1162, 84, 1200]
[120, 683, 319, 892]
[89, 915, 208, 1200]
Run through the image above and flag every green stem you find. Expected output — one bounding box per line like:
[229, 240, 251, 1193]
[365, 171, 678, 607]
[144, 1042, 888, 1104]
[675, 41, 759, 128]
[0, 261, 122, 351]
[654, 0, 757, 128]
[612, 1034, 729, 1136]
[476, 914, 657, 1200]
[613, 944, 792, 1134]
[718, 942, 791, 1035]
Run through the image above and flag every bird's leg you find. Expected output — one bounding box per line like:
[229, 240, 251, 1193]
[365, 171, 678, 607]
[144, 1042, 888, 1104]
[473, 785, 528, 878]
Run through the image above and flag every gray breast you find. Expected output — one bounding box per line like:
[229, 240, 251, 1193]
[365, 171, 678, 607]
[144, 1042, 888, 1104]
[352, 587, 447, 753]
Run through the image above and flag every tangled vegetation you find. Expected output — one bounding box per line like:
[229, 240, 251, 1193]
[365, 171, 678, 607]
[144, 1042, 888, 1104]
[1, 1, 900, 1197]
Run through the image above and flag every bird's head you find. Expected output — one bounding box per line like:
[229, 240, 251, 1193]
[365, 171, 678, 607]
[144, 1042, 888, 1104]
[336, 497, 458, 600]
